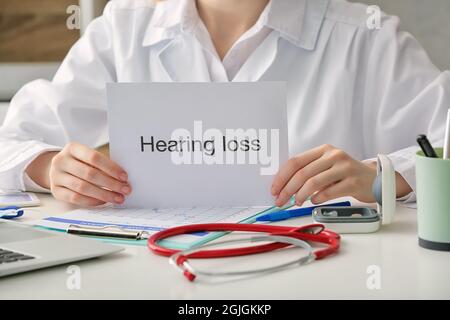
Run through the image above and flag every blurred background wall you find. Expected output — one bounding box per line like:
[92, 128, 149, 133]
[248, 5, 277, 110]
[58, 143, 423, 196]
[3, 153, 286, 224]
[0, 0, 108, 101]
[351, 0, 450, 70]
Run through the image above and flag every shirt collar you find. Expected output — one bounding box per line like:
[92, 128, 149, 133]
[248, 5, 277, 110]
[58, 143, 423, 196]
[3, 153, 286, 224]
[143, 0, 330, 50]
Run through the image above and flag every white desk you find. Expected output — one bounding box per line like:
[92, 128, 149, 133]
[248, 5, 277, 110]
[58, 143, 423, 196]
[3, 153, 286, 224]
[1, 194, 449, 300]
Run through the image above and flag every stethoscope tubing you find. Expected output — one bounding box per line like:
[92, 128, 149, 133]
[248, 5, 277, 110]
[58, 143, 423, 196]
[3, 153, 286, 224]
[169, 235, 315, 280]
[148, 223, 340, 260]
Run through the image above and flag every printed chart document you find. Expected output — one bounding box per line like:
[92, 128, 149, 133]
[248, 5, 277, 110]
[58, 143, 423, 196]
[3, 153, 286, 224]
[106, 82, 288, 208]
[34, 206, 277, 248]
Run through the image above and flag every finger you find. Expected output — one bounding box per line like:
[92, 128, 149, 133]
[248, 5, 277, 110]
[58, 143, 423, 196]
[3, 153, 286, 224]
[52, 186, 106, 207]
[54, 172, 125, 204]
[271, 145, 325, 197]
[310, 180, 353, 204]
[68, 142, 128, 182]
[274, 157, 333, 207]
[61, 157, 131, 195]
[294, 167, 347, 206]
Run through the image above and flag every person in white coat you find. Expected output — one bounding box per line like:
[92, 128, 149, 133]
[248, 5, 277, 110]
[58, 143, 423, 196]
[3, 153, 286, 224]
[0, 0, 449, 207]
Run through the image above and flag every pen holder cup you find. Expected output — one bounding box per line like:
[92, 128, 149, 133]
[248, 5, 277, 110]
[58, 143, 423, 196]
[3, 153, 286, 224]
[416, 148, 450, 251]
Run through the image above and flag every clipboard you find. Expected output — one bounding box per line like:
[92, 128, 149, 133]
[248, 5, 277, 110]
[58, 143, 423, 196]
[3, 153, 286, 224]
[34, 202, 294, 249]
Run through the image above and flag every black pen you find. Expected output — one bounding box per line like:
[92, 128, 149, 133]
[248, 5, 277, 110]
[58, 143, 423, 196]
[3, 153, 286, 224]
[417, 134, 438, 158]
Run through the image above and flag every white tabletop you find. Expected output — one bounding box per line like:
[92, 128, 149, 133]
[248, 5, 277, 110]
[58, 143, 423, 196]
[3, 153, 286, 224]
[1, 194, 449, 300]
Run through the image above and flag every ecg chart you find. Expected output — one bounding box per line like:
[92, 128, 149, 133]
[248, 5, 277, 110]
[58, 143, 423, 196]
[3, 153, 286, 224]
[35, 206, 270, 248]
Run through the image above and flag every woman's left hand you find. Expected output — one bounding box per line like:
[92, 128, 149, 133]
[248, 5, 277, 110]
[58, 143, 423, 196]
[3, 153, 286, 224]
[271, 144, 378, 207]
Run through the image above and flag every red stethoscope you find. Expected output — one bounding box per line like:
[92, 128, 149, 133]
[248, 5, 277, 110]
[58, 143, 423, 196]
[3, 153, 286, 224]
[148, 223, 340, 281]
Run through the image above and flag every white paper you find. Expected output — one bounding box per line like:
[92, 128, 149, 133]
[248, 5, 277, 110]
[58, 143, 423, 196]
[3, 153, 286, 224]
[107, 82, 288, 208]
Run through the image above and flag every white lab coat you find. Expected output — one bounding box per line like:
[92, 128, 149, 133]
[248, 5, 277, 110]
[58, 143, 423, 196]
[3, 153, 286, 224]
[1, 0, 449, 202]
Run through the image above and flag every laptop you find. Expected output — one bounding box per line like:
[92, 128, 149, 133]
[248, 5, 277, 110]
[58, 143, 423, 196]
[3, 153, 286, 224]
[0, 220, 123, 277]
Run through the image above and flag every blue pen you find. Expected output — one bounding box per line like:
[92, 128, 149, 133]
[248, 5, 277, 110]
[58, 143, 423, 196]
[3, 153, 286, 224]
[256, 201, 351, 222]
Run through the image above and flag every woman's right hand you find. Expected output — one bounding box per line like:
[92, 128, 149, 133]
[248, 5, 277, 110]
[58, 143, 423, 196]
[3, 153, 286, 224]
[28, 142, 132, 206]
